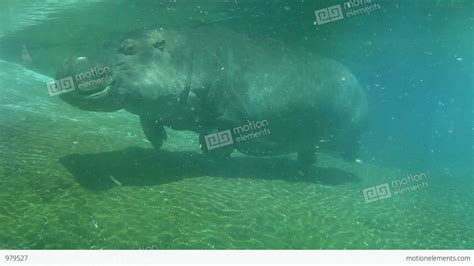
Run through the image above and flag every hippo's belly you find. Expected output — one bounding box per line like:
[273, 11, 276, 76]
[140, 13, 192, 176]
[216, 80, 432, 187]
[204, 49, 368, 158]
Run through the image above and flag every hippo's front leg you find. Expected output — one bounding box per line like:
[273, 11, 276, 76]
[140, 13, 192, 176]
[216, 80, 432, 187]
[140, 116, 167, 150]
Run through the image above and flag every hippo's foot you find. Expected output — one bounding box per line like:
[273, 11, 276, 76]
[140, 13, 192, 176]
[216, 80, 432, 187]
[199, 132, 234, 160]
[297, 148, 317, 175]
[140, 116, 167, 150]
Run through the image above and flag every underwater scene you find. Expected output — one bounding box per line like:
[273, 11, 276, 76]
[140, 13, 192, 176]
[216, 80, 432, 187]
[0, 0, 472, 249]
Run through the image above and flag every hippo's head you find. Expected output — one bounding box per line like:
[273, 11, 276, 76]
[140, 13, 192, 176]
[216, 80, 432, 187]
[57, 29, 191, 117]
[57, 56, 124, 112]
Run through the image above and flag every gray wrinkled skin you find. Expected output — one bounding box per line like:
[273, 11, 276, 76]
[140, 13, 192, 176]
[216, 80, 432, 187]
[57, 26, 368, 170]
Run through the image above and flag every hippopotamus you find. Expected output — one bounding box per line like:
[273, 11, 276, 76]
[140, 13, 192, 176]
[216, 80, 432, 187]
[56, 26, 368, 171]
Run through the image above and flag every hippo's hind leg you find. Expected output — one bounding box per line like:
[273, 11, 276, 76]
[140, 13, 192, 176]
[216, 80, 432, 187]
[140, 116, 167, 150]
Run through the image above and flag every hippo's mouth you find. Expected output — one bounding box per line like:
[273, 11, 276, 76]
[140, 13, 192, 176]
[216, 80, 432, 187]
[84, 84, 112, 100]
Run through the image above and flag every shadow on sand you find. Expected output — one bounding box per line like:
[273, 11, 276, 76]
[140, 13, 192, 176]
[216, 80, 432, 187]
[59, 147, 360, 190]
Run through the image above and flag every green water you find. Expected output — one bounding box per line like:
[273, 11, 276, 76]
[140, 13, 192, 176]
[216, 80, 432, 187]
[0, 0, 473, 249]
[0, 64, 471, 249]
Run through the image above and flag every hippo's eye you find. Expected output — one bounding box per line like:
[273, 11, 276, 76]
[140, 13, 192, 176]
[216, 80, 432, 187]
[119, 39, 137, 55]
[153, 40, 166, 51]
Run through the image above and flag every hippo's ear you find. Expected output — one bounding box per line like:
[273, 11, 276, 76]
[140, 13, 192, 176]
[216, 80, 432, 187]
[153, 40, 166, 51]
[119, 39, 138, 55]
